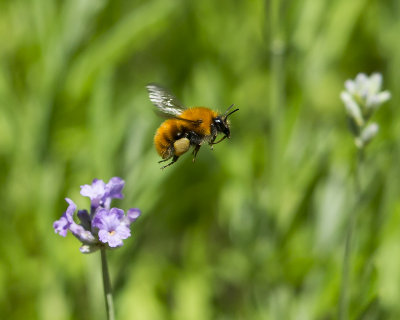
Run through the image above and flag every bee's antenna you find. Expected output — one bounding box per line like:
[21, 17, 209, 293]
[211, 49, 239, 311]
[223, 104, 235, 115]
[223, 104, 239, 120]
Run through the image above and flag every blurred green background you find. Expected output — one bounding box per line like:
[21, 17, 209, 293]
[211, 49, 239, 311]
[1, 0, 399, 319]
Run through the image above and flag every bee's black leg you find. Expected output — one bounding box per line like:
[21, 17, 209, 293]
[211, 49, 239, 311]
[210, 135, 227, 145]
[209, 136, 217, 150]
[160, 155, 179, 169]
[192, 145, 201, 162]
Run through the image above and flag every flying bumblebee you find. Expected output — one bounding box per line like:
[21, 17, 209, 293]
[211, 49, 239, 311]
[147, 84, 239, 169]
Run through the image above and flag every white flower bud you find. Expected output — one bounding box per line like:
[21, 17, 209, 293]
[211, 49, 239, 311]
[355, 123, 379, 148]
[344, 80, 356, 95]
[368, 73, 383, 94]
[340, 91, 364, 127]
[366, 90, 391, 111]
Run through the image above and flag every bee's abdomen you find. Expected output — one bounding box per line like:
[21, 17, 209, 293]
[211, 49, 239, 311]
[154, 119, 180, 159]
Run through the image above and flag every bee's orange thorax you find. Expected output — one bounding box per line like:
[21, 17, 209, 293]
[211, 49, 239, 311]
[179, 107, 218, 136]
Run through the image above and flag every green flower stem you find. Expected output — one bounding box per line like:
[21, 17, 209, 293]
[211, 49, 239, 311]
[268, 0, 285, 212]
[101, 248, 115, 320]
[339, 148, 364, 320]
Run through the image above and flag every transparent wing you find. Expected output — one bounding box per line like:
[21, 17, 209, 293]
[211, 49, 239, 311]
[146, 84, 186, 116]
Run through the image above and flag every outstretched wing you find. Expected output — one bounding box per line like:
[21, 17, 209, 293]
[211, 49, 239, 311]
[146, 84, 186, 116]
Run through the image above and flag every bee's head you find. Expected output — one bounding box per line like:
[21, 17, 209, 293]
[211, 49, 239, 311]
[213, 104, 239, 138]
[213, 116, 231, 137]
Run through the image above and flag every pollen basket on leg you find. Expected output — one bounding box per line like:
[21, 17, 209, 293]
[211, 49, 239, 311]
[173, 138, 190, 156]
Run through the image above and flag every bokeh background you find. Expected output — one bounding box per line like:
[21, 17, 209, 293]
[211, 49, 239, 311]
[1, 0, 400, 319]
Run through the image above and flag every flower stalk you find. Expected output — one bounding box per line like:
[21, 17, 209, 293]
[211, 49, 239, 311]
[338, 73, 390, 320]
[101, 248, 115, 320]
[339, 147, 363, 320]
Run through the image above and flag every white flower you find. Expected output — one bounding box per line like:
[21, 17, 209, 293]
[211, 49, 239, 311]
[341, 72, 390, 148]
[342, 73, 391, 117]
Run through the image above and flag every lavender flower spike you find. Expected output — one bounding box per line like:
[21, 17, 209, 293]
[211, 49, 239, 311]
[54, 177, 140, 253]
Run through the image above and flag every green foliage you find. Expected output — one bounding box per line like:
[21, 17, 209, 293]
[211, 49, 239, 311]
[0, 0, 399, 319]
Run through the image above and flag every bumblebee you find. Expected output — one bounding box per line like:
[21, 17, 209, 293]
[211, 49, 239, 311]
[147, 84, 239, 169]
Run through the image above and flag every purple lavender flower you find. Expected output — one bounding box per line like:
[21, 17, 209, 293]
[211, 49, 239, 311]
[80, 177, 125, 210]
[53, 198, 76, 237]
[106, 177, 124, 200]
[53, 199, 97, 250]
[125, 208, 141, 224]
[80, 179, 107, 208]
[93, 208, 132, 247]
[54, 177, 141, 253]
